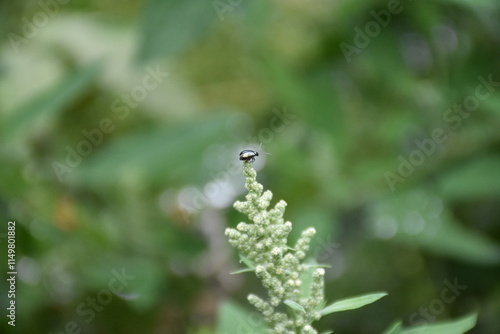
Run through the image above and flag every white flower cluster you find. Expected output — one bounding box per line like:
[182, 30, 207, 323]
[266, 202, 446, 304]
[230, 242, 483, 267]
[226, 163, 325, 334]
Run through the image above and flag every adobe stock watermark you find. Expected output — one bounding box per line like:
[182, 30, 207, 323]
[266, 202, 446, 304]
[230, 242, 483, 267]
[178, 107, 296, 220]
[408, 277, 467, 327]
[7, 0, 72, 54]
[51, 65, 169, 182]
[49, 267, 135, 334]
[340, 0, 405, 63]
[384, 74, 500, 192]
[311, 234, 340, 264]
[212, 0, 245, 21]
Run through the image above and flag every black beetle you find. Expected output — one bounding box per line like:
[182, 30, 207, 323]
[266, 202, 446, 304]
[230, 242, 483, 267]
[239, 150, 259, 163]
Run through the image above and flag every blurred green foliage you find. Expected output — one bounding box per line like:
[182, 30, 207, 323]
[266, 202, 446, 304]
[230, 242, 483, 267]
[1, 0, 499, 333]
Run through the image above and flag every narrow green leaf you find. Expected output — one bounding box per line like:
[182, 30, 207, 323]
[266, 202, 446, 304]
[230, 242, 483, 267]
[319, 292, 387, 316]
[230, 268, 255, 275]
[383, 321, 403, 334]
[401, 313, 477, 334]
[238, 254, 254, 269]
[284, 299, 305, 313]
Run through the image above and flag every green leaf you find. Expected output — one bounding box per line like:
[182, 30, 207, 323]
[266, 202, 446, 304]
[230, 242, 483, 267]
[138, 0, 217, 61]
[401, 313, 477, 334]
[439, 156, 500, 201]
[69, 116, 227, 186]
[383, 321, 403, 334]
[371, 188, 500, 265]
[1, 62, 101, 140]
[217, 301, 268, 334]
[238, 254, 254, 269]
[263, 58, 342, 139]
[230, 268, 255, 275]
[318, 292, 387, 316]
[284, 299, 305, 313]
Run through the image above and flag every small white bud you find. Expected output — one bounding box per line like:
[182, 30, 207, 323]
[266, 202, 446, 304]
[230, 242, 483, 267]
[314, 268, 325, 277]
[271, 247, 282, 256]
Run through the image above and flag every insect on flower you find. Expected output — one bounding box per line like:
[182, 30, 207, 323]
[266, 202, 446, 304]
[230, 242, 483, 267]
[239, 149, 259, 163]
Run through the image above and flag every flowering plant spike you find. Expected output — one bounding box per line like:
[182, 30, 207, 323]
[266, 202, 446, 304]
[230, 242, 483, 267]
[226, 161, 325, 334]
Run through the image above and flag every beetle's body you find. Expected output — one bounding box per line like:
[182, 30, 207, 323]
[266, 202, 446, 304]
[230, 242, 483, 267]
[239, 150, 259, 163]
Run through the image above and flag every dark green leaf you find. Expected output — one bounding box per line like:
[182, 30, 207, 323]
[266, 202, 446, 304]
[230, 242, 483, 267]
[68, 116, 228, 186]
[371, 188, 500, 265]
[1, 62, 101, 140]
[138, 0, 217, 61]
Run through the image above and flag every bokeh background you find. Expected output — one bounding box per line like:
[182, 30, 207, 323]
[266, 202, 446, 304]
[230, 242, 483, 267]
[1, 0, 500, 333]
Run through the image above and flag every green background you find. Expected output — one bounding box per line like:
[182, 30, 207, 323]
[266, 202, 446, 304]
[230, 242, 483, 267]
[0, 0, 499, 333]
